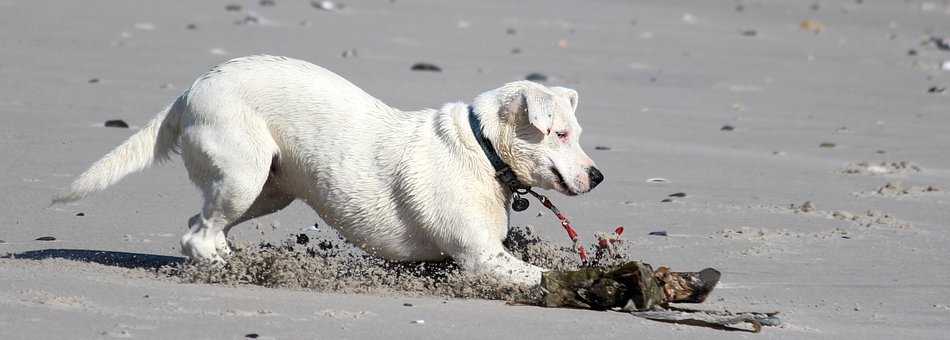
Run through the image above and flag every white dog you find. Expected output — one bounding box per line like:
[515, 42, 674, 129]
[54, 55, 603, 286]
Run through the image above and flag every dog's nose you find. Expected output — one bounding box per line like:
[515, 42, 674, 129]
[588, 167, 604, 189]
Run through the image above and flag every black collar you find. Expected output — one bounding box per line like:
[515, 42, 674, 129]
[468, 106, 528, 191]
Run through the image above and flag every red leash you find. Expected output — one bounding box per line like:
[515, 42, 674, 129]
[522, 189, 624, 265]
[523, 189, 590, 263]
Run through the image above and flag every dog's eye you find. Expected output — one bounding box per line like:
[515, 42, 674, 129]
[555, 131, 569, 141]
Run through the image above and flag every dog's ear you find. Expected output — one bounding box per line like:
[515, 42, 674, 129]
[502, 85, 555, 135]
[550, 87, 578, 113]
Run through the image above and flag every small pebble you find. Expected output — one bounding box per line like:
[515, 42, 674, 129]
[35, 236, 57, 241]
[649, 231, 668, 236]
[646, 178, 669, 183]
[75, 212, 85, 217]
[260, 0, 276, 6]
[133, 22, 156, 31]
[225, 4, 243, 11]
[105, 120, 130, 128]
[907, 49, 917, 56]
[341, 49, 358, 58]
[510, 47, 522, 54]
[0, 240, 5, 244]
[660, 198, 673, 203]
[928, 86, 945, 94]
[506, 28, 517, 35]
[819, 142, 836, 148]
[720, 125, 735, 131]
[88, 78, 100, 84]
[594, 146, 611, 151]
[740, 29, 757, 37]
[800, 19, 824, 33]
[403, 303, 413, 307]
[411, 320, 425, 324]
[296, 233, 310, 245]
[245, 334, 259, 339]
[311, 0, 337, 11]
[668, 192, 686, 198]
[410, 63, 441, 72]
[525, 73, 548, 82]
[186, 23, 198, 30]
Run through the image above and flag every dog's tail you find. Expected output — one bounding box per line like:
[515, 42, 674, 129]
[52, 95, 186, 204]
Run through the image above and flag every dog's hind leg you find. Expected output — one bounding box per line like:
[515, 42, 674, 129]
[178, 115, 280, 262]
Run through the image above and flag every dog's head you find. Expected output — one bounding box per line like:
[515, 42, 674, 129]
[472, 81, 603, 196]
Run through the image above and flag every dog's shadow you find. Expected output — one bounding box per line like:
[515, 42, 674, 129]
[5, 249, 185, 270]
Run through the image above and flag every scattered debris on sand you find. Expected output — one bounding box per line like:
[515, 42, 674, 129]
[841, 161, 922, 175]
[791, 201, 816, 213]
[869, 182, 940, 197]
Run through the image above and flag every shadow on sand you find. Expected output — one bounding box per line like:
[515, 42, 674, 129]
[5, 249, 185, 270]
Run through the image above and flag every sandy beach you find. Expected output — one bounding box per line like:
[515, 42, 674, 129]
[2, 0, 949, 338]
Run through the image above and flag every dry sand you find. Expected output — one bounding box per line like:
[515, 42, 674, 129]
[2, 0, 950, 338]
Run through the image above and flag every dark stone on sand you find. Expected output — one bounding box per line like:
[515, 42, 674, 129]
[506, 28, 517, 35]
[296, 233, 310, 245]
[875, 150, 886, 154]
[105, 120, 129, 128]
[88, 78, 99, 84]
[35, 236, 56, 241]
[720, 125, 735, 131]
[186, 23, 198, 30]
[740, 29, 757, 37]
[649, 231, 668, 236]
[660, 198, 673, 203]
[928, 86, 945, 94]
[410, 63, 441, 72]
[594, 146, 611, 151]
[525, 73, 548, 82]
[930, 36, 950, 51]
[225, 4, 242, 11]
[907, 49, 917, 56]
[668, 192, 686, 198]
[819, 142, 836, 148]
[245, 334, 260, 339]
[260, 0, 276, 6]
[0, 240, 5, 244]
[510, 47, 522, 54]
[403, 303, 413, 307]
[75, 212, 85, 216]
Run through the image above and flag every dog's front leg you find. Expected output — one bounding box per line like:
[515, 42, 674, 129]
[451, 241, 546, 287]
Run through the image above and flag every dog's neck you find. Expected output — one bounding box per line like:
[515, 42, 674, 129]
[434, 103, 513, 211]
[467, 106, 528, 193]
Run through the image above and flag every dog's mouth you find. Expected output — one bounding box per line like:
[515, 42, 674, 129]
[550, 166, 577, 196]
